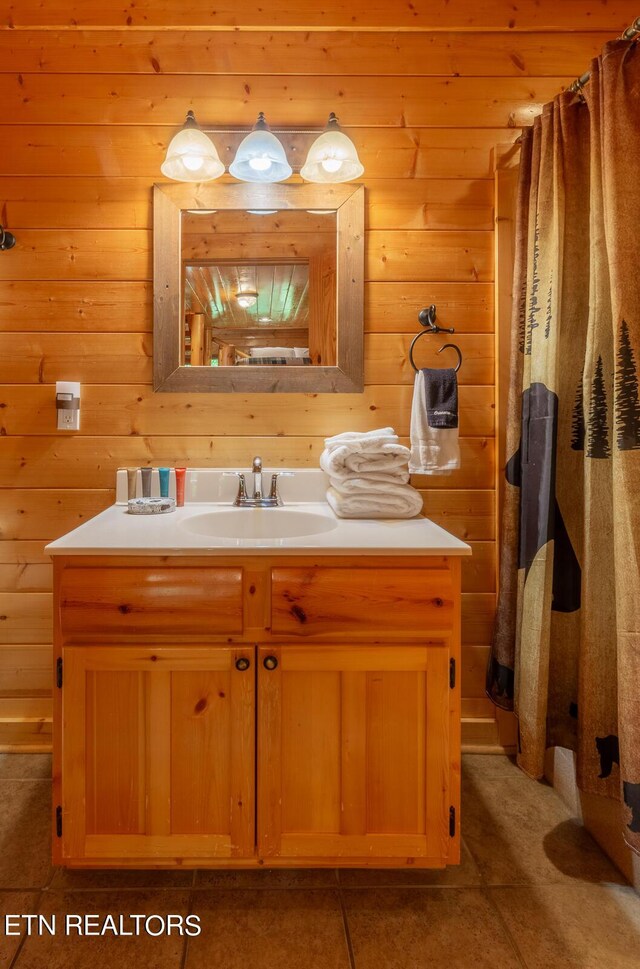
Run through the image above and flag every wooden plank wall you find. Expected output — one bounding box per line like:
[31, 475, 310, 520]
[0, 0, 632, 750]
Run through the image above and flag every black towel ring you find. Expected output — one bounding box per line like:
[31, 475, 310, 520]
[436, 343, 463, 373]
[409, 305, 463, 373]
[409, 330, 462, 373]
[409, 338, 462, 373]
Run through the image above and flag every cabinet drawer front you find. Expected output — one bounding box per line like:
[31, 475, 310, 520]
[271, 567, 453, 638]
[59, 567, 243, 639]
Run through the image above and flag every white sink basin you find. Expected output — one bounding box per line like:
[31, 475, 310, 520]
[182, 508, 339, 541]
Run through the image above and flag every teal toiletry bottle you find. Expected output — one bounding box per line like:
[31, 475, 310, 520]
[159, 467, 170, 498]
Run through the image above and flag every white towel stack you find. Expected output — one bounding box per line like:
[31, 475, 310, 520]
[320, 427, 423, 519]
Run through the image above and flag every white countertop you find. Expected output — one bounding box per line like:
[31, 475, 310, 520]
[45, 469, 471, 557]
[46, 502, 471, 557]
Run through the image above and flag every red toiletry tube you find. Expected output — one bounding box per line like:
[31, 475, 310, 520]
[175, 467, 186, 507]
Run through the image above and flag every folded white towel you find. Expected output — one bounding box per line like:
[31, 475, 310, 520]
[320, 443, 411, 478]
[329, 471, 410, 494]
[326, 484, 423, 520]
[324, 427, 399, 452]
[409, 371, 460, 475]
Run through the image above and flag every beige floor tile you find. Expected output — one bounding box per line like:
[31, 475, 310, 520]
[195, 867, 338, 888]
[463, 752, 520, 779]
[491, 884, 640, 969]
[343, 886, 523, 969]
[0, 781, 53, 889]
[50, 868, 193, 890]
[184, 890, 351, 969]
[14, 890, 189, 969]
[0, 892, 40, 969]
[338, 839, 481, 887]
[0, 756, 51, 781]
[462, 764, 625, 886]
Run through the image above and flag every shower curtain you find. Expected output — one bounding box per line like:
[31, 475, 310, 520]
[488, 38, 640, 853]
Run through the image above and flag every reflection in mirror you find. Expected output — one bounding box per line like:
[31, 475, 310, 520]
[181, 209, 336, 367]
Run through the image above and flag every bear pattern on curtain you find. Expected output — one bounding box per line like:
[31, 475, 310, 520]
[488, 38, 640, 853]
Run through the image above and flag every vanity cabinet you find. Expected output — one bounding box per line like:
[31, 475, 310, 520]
[53, 555, 461, 869]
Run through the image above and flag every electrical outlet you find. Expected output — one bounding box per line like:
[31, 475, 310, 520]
[56, 381, 81, 431]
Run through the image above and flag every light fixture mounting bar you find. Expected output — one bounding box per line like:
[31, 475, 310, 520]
[202, 127, 324, 136]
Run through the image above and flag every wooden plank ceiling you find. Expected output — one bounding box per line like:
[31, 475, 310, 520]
[0, 0, 632, 749]
[185, 263, 310, 330]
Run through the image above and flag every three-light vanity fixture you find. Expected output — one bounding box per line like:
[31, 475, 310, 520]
[161, 110, 364, 184]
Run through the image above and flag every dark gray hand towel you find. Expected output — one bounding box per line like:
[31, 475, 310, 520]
[421, 367, 459, 429]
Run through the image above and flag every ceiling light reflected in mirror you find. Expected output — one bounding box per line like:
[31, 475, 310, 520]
[236, 290, 259, 308]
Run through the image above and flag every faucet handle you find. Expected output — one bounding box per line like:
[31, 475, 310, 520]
[222, 471, 247, 501]
[269, 471, 294, 502]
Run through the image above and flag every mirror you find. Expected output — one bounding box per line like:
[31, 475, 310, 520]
[154, 183, 364, 392]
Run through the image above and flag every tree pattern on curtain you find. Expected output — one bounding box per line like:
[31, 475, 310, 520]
[616, 321, 640, 450]
[587, 357, 610, 459]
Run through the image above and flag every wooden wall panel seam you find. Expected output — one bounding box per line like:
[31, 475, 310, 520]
[0, 31, 615, 77]
[0, 3, 634, 31]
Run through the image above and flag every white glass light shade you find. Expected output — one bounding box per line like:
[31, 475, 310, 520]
[161, 113, 224, 182]
[301, 114, 364, 184]
[229, 114, 292, 183]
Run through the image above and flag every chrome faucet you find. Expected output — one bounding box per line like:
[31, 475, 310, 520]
[252, 456, 264, 499]
[225, 457, 293, 508]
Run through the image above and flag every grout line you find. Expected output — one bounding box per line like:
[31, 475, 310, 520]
[39, 882, 344, 893]
[483, 886, 530, 969]
[180, 882, 197, 969]
[336, 873, 357, 969]
[466, 832, 529, 969]
[39, 884, 196, 892]
[189, 883, 343, 892]
[7, 888, 44, 969]
[0, 885, 53, 893]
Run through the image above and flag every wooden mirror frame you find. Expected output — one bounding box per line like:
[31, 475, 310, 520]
[153, 182, 364, 393]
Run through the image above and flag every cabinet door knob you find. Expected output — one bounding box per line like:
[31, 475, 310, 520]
[263, 655, 278, 671]
[235, 657, 251, 671]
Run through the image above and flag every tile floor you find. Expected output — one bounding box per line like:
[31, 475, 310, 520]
[1, 753, 639, 968]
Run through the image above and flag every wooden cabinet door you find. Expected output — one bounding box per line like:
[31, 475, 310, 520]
[60, 645, 255, 863]
[258, 643, 454, 865]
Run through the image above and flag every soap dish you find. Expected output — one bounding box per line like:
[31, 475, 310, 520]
[128, 497, 176, 515]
